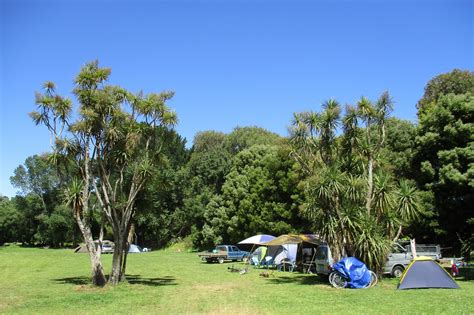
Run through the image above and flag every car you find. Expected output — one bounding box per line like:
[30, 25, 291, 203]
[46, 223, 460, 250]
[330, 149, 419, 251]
[198, 245, 250, 263]
[101, 242, 114, 254]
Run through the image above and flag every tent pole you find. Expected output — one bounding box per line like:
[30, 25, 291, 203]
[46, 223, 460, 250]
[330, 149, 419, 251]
[247, 243, 257, 268]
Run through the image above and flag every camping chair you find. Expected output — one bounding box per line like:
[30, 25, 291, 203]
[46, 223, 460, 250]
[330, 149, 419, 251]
[260, 256, 275, 269]
[278, 258, 296, 272]
[251, 255, 261, 268]
[303, 251, 317, 274]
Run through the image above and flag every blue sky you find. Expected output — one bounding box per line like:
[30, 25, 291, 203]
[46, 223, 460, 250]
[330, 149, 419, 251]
[1, 0, 473, 197]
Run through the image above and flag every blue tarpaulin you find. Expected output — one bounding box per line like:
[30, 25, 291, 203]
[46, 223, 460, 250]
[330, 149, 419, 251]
[333, 257, 371, 289]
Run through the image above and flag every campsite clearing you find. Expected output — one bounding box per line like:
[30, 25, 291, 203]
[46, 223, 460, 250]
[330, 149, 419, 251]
[0, 245, 473, 314]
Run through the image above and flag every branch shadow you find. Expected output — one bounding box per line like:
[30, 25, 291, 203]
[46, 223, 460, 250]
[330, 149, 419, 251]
[53, 276, 90, 286]
[125, 274, 177, 287]
[264, 274, 330, 286]
[53, 275, 177, 287]
[455, 272, 474, 281]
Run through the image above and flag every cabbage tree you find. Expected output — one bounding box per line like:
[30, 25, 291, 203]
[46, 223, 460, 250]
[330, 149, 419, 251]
[31, 61, 177, 285]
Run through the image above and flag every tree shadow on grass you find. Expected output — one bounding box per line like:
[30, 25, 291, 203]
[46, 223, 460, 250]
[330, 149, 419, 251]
[53, 276, 90, 286]
[125, 274, 177, 287]
[455, 272, 474, 281]
[53, 275, 177, 287]
[264, 274, 330, 286]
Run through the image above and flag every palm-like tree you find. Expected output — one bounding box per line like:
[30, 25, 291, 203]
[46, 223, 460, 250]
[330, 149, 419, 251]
[290, 92, 422, 272]
[392, 179, 422, 241]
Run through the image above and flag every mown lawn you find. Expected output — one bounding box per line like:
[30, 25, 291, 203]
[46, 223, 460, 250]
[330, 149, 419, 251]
[0, 245, 472, 314]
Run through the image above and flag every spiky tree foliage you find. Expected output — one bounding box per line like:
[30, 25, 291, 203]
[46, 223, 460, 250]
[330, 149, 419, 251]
[290, 93, 422, 272]
[356, 92, 393, 214]
[31, 61, 177, 285]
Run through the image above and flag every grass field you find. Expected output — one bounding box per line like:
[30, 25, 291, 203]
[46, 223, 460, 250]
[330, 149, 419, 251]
[0, 245, 473, 314]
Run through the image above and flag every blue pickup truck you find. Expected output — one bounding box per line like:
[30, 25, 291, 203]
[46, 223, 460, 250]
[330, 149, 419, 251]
[198, 245, 250, 264]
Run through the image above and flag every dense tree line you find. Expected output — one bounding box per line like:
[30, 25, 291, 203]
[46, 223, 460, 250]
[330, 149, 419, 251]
[412, 69, 473, 257]
[0, 67, 472, 283]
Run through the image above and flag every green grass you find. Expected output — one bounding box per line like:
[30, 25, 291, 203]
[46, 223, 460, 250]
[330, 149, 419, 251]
[0, 245, 473, 314]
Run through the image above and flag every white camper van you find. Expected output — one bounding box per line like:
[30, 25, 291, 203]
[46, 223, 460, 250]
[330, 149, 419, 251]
[313, 244, 334, 275]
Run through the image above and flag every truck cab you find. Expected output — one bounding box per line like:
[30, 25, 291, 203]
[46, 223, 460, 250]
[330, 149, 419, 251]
[383, 243, 412, 277]
[383, 243, 442, 277]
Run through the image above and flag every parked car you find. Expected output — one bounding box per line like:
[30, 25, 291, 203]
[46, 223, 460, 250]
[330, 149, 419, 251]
[102, 243, 114, 254]
[198, 245, 250, 263]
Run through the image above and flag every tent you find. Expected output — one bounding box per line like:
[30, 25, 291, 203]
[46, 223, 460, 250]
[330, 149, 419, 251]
[273, 244, 298, 265]
[261, 234, 322, 247]
[398, 256, 459, 290]
[74, 244, 89, 253]
[128, 244, 142, 253]
[260, 234, 322, 266]
[250, 246, 268, 265]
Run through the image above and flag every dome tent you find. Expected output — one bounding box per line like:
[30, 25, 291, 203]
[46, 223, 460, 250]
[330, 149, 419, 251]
[398, 256, 459, 290]
[128, 244, 142, 253]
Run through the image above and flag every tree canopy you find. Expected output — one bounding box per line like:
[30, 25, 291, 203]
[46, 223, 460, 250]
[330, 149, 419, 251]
[417, 69, 474, 117]
[414, 90, 473, 255]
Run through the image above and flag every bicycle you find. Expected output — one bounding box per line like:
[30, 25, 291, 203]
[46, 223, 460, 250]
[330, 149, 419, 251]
[329, 269, 378, 289]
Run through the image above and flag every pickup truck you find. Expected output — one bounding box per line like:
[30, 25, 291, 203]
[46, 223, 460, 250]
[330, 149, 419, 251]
[383, 243, 442, 277]
[198, 245, 250, 264]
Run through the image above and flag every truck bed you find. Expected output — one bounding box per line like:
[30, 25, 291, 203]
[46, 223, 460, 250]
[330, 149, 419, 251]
[197, 251, 227, 258]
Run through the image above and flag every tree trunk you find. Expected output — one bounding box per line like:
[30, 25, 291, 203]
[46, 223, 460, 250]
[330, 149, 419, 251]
[120, 223, 135, 281]
[392, 225, 403, 242]
[89, 249, 106, 287]
[366, 156, 374, 214]
[109, 234, 124, 285]
[121, 240, 129, 282]
[77, 218, 106, 286]
[331, 239, 343, 263]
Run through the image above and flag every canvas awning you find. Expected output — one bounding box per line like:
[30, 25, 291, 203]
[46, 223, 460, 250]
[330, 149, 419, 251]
[260, 234, 322, 246]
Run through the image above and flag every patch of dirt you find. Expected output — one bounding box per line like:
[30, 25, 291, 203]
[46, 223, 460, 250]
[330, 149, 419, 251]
[206, 306, 265, 315]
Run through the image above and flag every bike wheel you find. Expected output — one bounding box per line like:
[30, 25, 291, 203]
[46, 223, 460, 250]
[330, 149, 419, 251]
[366, 271, 378, 288]
[329, 271, 348, 289]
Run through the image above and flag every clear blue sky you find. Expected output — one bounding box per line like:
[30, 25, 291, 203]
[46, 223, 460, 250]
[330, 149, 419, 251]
[1, 0, 473, 197]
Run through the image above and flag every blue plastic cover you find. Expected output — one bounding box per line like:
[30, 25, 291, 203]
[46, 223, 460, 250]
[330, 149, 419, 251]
[333, 257, 371, 289]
